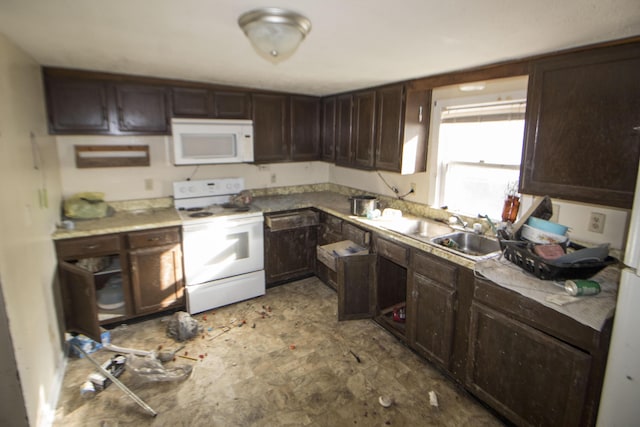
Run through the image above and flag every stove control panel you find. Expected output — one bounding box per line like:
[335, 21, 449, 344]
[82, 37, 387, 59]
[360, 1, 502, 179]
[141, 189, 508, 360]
[173, 178, 244, 200]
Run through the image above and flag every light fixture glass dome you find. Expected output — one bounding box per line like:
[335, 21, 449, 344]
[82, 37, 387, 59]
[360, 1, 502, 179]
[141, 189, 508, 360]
[238, 8, 311, 63]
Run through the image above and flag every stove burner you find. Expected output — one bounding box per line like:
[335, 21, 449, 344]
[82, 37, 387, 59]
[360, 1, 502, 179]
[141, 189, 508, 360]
[189, 212, 214, 218]
[186, 207, 204, 212]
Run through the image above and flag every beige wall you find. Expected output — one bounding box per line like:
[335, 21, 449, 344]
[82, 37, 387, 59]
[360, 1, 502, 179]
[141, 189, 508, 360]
[55, 135, 330, 200]
[0, 34, 64, 426]
[55, 132, 629, 249]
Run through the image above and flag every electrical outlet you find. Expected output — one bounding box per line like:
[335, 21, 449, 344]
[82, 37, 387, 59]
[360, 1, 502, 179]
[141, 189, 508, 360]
[588, 212, 606, 234]
[270, 173, 276, 184]
[144, 178, 153, 191]
[410, 182, 416, 192]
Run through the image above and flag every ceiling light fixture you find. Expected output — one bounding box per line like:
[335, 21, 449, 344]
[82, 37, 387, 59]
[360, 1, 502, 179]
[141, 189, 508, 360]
[238, 8, 311, 63]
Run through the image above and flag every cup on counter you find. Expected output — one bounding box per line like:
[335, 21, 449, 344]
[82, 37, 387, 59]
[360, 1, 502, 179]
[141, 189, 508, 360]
[366, 209, 381, 219]
[60, 220, 75, 230]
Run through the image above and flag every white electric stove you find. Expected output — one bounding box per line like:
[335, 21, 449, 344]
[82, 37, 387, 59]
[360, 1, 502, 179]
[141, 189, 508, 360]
[173, 178, 265, 314]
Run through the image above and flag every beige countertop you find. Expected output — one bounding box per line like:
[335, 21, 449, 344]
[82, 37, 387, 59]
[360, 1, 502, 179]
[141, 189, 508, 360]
[52, 198, 181, 240]
[51, 190, 618, 329]
[251, 191, 476, 268]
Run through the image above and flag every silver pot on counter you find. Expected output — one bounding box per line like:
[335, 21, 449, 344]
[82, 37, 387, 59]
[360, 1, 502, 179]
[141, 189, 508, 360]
[349, 195, 378, 217]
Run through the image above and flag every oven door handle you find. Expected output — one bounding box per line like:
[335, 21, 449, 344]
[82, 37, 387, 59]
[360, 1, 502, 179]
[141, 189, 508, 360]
[224, 216, 264, 228]
[183, 216, 263, 232]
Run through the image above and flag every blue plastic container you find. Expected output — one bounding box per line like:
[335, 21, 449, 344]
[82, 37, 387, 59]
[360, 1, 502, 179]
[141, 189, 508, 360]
[526, 217, 569, 236]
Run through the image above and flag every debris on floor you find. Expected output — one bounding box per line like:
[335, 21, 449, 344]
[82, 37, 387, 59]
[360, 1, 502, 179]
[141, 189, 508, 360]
[349, 350, 362, 363]
[429, 390, 439, 408]
[67, 331, 111, 358]
[127, 354, 193, 383]
[378, 395, 394, 408]
[166, 311, 201, 341]
[80, 353, 126, 397]
[157, 345, 185, 362]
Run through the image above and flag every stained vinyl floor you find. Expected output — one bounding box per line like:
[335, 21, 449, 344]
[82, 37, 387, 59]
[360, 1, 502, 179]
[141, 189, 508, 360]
[53, 277, 505, 426]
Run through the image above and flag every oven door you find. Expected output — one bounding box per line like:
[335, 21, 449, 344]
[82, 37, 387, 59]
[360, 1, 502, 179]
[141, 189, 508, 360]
[182, 215, 264, 285]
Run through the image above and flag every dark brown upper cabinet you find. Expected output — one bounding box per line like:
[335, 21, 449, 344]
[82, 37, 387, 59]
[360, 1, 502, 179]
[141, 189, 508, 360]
[374, 84, 430, 174]
[115, 84, 169, 133]
[521, 43, 640, 208]
[171, 87, 211, 117]
[290, 95, 321, 161]
[252, 93, 290, 163]
[171, 88, 250, 119]
[253, 93, 321, 163]
[214, 91, 251, 119]
[374, 85, 404, 171]
[329, 85, 430, 173]
[44, 76, 110, 134]
[335, 94, 353, 166]
[321, 96, 337, 162]
[398, 87, 430, 174]
[352, 90, 377, 169]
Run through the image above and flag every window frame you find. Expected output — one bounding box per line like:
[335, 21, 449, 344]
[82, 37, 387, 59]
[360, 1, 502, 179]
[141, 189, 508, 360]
[426, 86, 528, 217]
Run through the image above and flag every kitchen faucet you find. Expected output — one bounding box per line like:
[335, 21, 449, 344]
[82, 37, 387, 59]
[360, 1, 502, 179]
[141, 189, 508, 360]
[450, 214, 468, 230]
[478, 214, 498, 236]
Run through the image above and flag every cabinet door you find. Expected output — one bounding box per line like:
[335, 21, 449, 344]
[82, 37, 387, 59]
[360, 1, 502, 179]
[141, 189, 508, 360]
[407, 272, 456, 369]
[466, 302, 591, 427]
[45, 77, 110, 133]
[264, 226, 317, 285]
[375, 85, 404, 172]
[115, 84, 169, 133]
[171, 87, 212, 117]
[335, 94, 353, 166]
[400, 87, 430, 174]
[290, 95, 321, 161]
[352, 91, 377, 169]
[321, 97, 337, 162]
[214, 91, 251, 119]
[252, 93, 290, 162]
[129, 243, 184, 315]
[58, 261, 102, 342]
[521, 43, 640, 208]
[337, 254, 376, 320]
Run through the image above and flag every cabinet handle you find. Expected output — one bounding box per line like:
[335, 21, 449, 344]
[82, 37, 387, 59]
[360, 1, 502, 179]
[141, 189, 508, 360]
[85, 244, 99, 250]
[147, 237, 161, 242]
[418, 106, 423, 123]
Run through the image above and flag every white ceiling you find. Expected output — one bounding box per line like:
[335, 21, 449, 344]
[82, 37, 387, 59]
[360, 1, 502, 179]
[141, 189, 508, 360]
[0, 0, 639, 96]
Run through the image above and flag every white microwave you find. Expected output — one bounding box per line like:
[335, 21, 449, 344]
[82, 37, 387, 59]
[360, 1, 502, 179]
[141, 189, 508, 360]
[171, 118, 254, 165]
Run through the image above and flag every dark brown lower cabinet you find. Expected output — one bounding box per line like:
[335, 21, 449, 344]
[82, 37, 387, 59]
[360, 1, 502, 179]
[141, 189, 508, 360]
[55, 226, 185, 343]
[127, 228, 184, 315]
[312, 216, 611, 427]
[264, 210, 318, 287]
[337, 254, 377, 320]
[407, 249, 459, 369]
[466, 302, 591, 427]
[407, 271, 456, 369]
[374, 236, 409, 340]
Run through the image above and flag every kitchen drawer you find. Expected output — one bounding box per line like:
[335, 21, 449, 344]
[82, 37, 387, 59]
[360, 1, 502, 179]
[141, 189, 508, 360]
[411, 250, 457, 288]
[56, 234, 121, 258]
[473, 277, 599, 351]
[265, 209, 319, 231]
[343, 223, 370, 247]
[376, 236, 408, 267]
[317, 240, 369, 272]
[127, 227, 181, 249]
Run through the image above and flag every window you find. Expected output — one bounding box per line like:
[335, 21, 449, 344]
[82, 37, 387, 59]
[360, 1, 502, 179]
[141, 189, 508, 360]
[429, 86, 527, 220]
